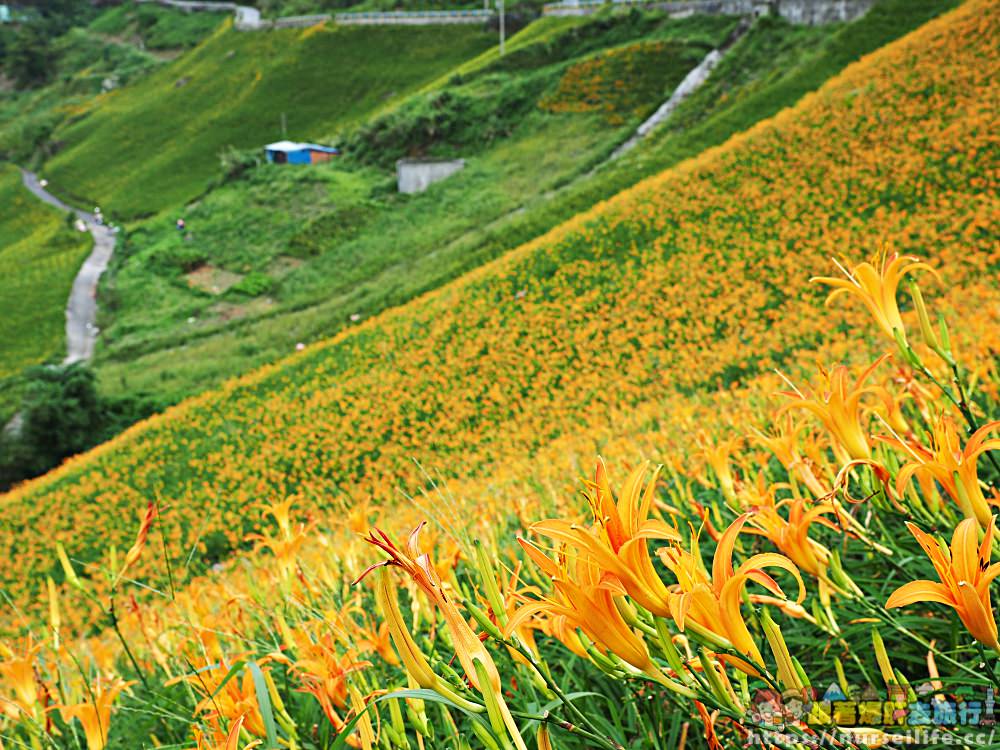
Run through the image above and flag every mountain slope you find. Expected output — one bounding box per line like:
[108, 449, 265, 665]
[84, 1, 953, 410]
[1, 0, 996, 633]
[41, 21, 494, 218]
[0, 166, 91, 419]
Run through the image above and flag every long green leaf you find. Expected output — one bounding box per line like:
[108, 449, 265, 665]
[247, 661, 279, 750]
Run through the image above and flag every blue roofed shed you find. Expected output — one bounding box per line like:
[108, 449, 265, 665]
[265, 140, 339, 165]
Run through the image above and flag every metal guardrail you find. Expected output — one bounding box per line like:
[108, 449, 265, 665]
[335, 9, 492, 20]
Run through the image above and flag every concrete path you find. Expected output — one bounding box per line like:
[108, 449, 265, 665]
[20, 170, 116, 364]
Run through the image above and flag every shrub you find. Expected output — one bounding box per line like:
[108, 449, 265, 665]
[230, 271, 274, 297]
[285, 203, 376, 258]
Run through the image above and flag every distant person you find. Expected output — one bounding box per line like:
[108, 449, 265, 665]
[177, 218, 186, 232]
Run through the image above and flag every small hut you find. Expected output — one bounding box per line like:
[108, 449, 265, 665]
[265, 141, 339, 165]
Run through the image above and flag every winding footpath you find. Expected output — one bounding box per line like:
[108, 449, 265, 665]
[20, 170, 115, 364]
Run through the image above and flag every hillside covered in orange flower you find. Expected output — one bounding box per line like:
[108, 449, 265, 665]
[1, 0, 997, 635]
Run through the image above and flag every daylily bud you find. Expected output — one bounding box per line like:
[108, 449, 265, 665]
[57, 543, 84, 591]
[349, 686, 377, 750]
[473, 657, 528, 750]
[471, 720, 504, 750]
[473, 542, 507, 629]
[388, 696, 411, 750]
[697, 650, 742, 714]
[655, 618, 697, 687]
[872, 628, 896, 690]
[761, 607, 804, 693]
[909, 281, 939, 351]
[466, 601, 505, 642]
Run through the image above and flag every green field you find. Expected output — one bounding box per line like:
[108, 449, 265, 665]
[91, 12, 734, 400]
[86, 2, 226, 50]
[87, 0, 956, 405]
[41, 21, 496, 218]
[0, 165, 91, 419]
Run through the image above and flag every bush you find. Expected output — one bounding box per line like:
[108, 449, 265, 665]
[151, 242, 208, 275]
[0, 365, 167, 491]
[285, 203, 376, 258]
[219, 145, 263, 184]
[345, 73, 546, 167]
[230, 271, 274, 297]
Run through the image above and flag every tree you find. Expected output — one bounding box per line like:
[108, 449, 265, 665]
[6, 23, 55, 89]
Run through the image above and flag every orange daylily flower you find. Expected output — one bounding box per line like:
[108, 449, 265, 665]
[358, 524, 501, 694]
[737, 477, 847, 588]
[195, 715, 263, 750]
[812, 251, 938, 341]
[59, 676, 132, 750]
[358, 526, 528, 750]
[778, 356, 891, 462]
[752, 417, 829, 499]
[529, 460, 680, 617]
[885, 416, 1000, 527]
[696, 434, 743, 504]
[658, 514, 805, 675]
[184, 660, 268, 739]
[290, 630, 370, 730]
[0, 637, 42, 719]
[514, 535, 657, 674]
[887, 517, 1000, 651]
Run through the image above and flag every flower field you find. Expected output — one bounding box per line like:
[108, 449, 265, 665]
[539, 40, 705, 124]
[1, 1, 998, 748]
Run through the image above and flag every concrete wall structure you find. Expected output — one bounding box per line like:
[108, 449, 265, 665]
[542, 0, 874, 24]
[397, 159, 466, 194]
[336, 10, 491, 25]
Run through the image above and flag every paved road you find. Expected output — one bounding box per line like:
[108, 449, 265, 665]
[20, 169, 116, 364]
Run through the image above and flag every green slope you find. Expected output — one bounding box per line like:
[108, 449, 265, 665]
[90, 0, 955, 404]
[92, 13, 735, 401]
[41, 21, 494, 218]
[0, 165, 91, 419]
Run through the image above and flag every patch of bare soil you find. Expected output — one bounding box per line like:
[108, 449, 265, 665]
[185, 264, 244, 295]
[268, 255, 304, 278]
[210, 297, 275, 322]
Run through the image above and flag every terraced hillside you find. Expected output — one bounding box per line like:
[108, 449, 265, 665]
[1, 0, 995, 637]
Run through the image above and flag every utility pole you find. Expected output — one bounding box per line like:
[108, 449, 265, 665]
[281, 112, 287, 138]
[497, 0, 505, 56]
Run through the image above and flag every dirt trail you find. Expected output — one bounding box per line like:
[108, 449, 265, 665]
[20, 169, 116, 364]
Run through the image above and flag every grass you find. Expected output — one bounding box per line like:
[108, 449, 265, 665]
[87, 2, 226, 50]
[91, 0, 956, 407]
[40, 21, 496, 219]
[91, 13, 731, 401]
[0, 165, 92, 420]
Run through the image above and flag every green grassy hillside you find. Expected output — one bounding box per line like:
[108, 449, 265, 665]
[41, 21, 495, 218]
[0, 3, 225, 166]
[0, 166, 91, 419]
[91, 12, 735, 401]
[88, 0, 955, 405]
